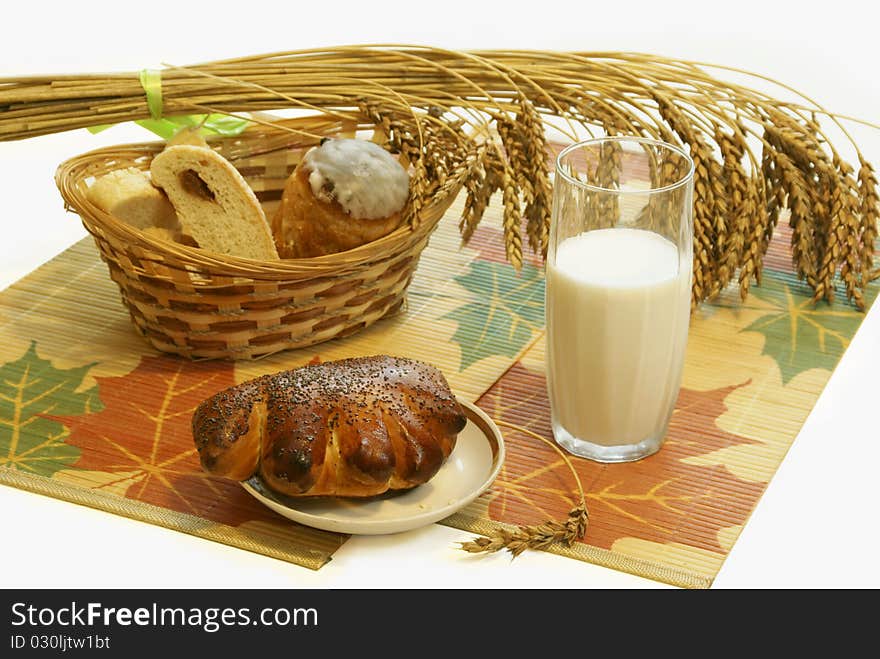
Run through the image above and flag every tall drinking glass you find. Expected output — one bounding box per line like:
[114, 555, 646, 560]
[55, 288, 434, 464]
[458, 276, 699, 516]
[546, 137, 694, 462]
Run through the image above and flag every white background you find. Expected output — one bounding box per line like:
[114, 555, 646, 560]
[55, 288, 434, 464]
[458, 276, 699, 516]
[0, 0, 878, 588]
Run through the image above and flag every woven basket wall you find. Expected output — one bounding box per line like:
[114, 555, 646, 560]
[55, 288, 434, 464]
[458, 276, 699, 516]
[55, 116, 464, 360]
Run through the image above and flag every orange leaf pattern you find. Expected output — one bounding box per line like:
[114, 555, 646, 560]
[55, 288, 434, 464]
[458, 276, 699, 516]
[53, 355, 280, 526]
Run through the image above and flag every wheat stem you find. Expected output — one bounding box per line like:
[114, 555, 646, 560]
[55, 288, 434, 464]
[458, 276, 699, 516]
[458, 419, 588, 558]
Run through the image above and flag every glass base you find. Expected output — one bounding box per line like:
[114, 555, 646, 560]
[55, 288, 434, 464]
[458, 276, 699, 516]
[552, 421, 664, 463]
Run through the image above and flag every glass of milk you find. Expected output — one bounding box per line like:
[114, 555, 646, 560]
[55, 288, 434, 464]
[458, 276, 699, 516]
[547, 137, 694, 462]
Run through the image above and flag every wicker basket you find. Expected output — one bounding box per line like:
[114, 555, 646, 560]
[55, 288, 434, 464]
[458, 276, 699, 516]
[55, 116, 466, 360]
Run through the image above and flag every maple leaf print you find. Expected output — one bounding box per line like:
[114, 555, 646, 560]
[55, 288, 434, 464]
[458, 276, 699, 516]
[52, 355, 280, 526]
[478, 363, 763, 554]
[443, 260, 545, 370]
[0, 342, 101, 476]
[743, 271, 878, 384]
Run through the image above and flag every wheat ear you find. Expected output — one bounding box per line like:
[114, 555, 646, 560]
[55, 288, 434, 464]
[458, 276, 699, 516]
[459, 421, 589, 558]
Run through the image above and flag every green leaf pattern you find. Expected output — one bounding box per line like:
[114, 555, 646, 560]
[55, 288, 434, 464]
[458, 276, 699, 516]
[0, 342, 102, 476]
[444, 261, 545, 370]
[743, 273, 878, 384]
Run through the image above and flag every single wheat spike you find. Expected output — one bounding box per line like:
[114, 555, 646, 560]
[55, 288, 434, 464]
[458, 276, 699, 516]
[835, 159, 865, 309]
[708, 136, 729, 288]
[813, 171, 845, 304]
[501, 165, 524, 270]
[692, 150, 718, 306]
[858, 156, 879, 284]
[808, 174, 834, 301]
[776, 151, 818, 287]
[595, 137, 622, 229]
[738, 178, 765, 300]
[460, 167, 486, 244]
[657, 98, 716, 306]
[459, 420, 589, 559]
[459, 507, 589, 557]
[712, 132, 748, 298]
[405, 161, 427, 229]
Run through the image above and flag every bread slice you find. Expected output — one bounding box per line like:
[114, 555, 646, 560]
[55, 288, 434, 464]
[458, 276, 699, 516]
[86, 167, 178, 231]
[150, 145, 279, 260]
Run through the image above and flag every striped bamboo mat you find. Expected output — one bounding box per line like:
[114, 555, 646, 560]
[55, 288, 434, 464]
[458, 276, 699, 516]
[0, 192, 873, 585]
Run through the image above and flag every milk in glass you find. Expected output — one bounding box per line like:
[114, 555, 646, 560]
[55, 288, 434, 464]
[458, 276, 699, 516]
[546, 227, 690, 457]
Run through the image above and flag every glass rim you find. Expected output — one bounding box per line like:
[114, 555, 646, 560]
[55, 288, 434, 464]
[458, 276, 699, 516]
[555, 136, 695, 195]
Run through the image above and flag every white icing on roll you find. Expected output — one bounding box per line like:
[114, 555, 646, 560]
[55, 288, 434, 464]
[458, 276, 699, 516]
[303, 138, 410, 220]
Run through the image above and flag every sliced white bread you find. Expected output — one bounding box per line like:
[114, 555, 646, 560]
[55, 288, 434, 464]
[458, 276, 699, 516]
[86, 167, 179, 232]
[150, 145, 279, 260]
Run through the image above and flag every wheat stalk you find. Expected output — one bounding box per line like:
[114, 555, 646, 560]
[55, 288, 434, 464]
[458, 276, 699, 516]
[459, 420, 589, 558]
[2, 46, 878, 307]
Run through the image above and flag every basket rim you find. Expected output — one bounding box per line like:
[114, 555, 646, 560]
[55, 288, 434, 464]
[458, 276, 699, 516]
[55, 120, 466, 281]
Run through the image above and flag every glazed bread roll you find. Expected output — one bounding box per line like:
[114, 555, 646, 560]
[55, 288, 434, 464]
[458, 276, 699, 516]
[271, 138, 410, 258]
[150, 145, 279, 260]
[192, 355, 466, 497]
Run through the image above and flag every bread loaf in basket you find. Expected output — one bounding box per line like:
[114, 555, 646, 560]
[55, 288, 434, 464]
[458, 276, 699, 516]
[55, 116, 470, 360]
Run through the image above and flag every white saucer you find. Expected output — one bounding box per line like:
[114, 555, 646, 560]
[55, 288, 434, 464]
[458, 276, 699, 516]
[241, 399, 505, 535]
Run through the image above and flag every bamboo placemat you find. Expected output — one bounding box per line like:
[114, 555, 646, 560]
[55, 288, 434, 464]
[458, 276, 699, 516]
[0, 189, 873, 583]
